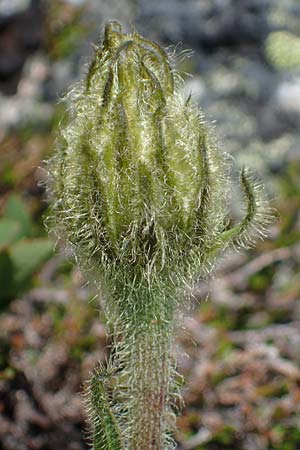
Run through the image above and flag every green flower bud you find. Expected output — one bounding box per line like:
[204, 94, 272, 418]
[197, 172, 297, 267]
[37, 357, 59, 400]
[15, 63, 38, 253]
[47, 21, 273, 450]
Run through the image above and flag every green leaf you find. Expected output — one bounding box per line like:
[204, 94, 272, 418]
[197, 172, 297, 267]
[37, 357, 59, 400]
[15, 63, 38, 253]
[87, 365, 125, 450]
[0, 250, 15, 309]
[9, 238, 53, 286]
[209, 169, 274, 257]
[0, 219, 21, 250]
[4, 194, 33, 237]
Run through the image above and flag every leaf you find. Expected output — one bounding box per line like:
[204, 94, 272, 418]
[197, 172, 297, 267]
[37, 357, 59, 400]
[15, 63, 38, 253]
[209, 169, 274, 256]
[0, 250, 15, 310]
[87, 364, 125, 450]
[0, 219, 21, 250]
[4, 194, 33, 237]
[9, 238, 53, 287]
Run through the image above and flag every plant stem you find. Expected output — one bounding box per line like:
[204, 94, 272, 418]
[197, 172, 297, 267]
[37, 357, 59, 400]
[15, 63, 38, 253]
[111, 285, 174, 450]
[128, 323, 171, 450]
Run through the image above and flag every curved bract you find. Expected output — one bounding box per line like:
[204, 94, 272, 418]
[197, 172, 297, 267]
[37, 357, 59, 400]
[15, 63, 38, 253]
[47, 21, 273, 450]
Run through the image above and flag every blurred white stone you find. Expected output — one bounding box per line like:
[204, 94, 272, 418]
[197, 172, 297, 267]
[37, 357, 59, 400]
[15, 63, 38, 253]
[0, 55, 52, 137]
[276, 77, 300, 114]
[0, 0, 30, 16]
[64, 0, 86, 5]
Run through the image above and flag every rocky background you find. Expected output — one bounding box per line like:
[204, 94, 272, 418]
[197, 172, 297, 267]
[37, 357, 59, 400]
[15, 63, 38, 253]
[0, 1, 300, 449]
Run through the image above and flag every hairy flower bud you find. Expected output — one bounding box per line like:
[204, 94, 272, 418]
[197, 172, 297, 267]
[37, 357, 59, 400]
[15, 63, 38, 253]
[48, 22, 270, 288]
[47, 21, 273, 450]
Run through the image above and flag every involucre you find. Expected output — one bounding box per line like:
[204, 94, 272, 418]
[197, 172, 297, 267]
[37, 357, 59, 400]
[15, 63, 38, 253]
[46, 21, 273, 450]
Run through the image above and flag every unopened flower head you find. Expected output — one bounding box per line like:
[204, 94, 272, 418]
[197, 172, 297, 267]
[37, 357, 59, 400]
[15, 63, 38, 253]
[47, 21, 271, 293]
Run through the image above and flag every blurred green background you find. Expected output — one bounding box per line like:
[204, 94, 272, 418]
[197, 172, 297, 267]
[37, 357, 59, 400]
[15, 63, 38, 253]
[0, 1, 300, 449]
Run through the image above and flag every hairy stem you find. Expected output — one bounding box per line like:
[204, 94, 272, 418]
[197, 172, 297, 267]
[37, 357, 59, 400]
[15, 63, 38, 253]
[128, 324, 171, 450]
[110, 284, 175, 450]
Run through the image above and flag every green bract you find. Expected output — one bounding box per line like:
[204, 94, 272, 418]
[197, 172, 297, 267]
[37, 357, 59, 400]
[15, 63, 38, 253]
[47, 21, 272, 450]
